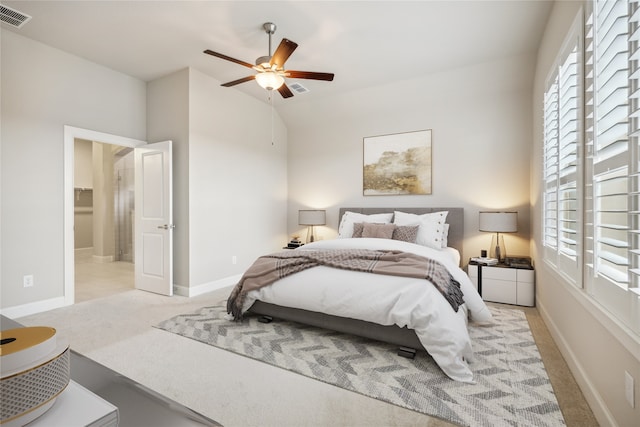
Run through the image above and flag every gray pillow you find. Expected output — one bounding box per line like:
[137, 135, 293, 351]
[392, 225, 419, 243]
[362, 223, 396, 239]
[352, 222, 365, 238]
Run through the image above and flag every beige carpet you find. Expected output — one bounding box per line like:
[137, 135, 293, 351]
[14, 287, 597, 427]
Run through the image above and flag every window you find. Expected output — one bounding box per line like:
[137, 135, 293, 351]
[543, 0, 639, 335]
[584, 0, 639, 334]
[543, 14, 582, 286]
[586, 0, 630, 286]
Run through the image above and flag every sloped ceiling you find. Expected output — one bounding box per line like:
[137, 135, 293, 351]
[1, 1, 553, 111]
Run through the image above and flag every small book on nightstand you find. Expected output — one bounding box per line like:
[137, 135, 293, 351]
[470, 257, 499, 265]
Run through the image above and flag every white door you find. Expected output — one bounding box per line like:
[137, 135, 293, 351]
[134, 141, 173, 296]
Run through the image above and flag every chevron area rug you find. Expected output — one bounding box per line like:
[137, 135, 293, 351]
[156, 304, 564, 427]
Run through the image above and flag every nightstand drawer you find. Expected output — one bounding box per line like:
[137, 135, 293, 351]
[482, 266, 517, 281]
[482, 279, 517, 304]
[517, 269, 534, 283]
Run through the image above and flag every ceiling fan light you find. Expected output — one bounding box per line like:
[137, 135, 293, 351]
[255, 71, 285, 90]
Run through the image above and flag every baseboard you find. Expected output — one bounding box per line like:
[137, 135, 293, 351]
[1, 275, 240, 318]
[0, 296, 69, 320]
[75, 247, 93, 256]
[92, 255, 114, 263]
[173, 274, 241, 298]
[537, 300, 617, 427]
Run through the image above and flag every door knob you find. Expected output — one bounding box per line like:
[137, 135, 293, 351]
[157, 224, 176, 230]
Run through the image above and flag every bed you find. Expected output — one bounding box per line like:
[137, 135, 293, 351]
[227, 207, 492, 383]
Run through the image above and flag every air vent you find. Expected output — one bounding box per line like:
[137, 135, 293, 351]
[289, 82, 310, 94]
[1, 5, 32, 29]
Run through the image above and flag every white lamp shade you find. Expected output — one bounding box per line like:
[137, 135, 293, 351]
[479, 211, 518, 233]
[299, 210, 326, 226]
[255, 72, 285, 90]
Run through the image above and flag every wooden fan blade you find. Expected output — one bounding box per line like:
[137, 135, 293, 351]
[278, 83, 294, 98]
[286, 70, 334, 81]
[204, 49, 254, 69]
[221, 75, 255, 87]
[270, 38, 298, 68]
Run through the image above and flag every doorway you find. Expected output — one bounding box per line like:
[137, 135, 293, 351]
[64, 126, 174, 306]
[73, 139, 135, 303]
[64, 126, 146, 306]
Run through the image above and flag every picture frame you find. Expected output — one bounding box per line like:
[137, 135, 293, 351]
[363, 129, 432, 195]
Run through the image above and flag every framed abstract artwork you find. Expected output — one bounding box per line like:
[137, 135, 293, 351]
[363, 129, 432, 195]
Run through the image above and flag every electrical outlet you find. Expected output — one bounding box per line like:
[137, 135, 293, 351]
[625, 371, 635, 408]
[232, 256, 237, 265]
[23, 275, 34, 288]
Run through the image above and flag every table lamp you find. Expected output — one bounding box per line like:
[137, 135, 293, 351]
[479, 211, 518, 262]
[298, 210, 326, 243]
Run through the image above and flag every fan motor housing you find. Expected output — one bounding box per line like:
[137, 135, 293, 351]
[255, 55, 272, 67]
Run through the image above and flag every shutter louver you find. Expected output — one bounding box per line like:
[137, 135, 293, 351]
[629, 0, 640, 293]
[544, 78, 560, 251]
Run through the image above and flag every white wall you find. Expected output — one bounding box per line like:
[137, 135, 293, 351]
[74, 139, 93, 188]
[147, 68, 288, 294]
[188, 68, 288, 287]
[74, 139, 93, 249]
[532, 2, 640, 426]
[281, 54, 535, 262]
[147, 68, 191, 289]
[91, 142, 115, 260]
[0, 30, 146, 309]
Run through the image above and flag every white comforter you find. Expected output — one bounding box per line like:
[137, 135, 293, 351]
[242, 238, 492, 382]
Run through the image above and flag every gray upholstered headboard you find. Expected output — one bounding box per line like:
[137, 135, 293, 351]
[338, 207, 464, 259]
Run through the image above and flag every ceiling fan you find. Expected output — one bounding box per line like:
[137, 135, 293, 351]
[204, 22, 334, 99]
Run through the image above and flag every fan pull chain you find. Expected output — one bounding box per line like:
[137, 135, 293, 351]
[270, 91, 275, 146]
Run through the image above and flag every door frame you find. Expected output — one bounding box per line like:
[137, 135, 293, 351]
[63, 125, 146, 306]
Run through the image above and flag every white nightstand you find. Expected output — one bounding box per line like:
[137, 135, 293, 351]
[467, 262, 535, 307]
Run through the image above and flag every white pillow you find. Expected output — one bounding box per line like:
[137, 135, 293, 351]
[441, 223, 450, 248]
[393, 211, 449, 249]
[338, 211, 393, 238]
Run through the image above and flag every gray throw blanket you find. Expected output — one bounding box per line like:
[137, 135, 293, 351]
[227, 249, 464, 320]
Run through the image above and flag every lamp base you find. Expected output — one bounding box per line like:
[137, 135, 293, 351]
[306, 226, 315, 244]
[490, 233, 507, 263]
